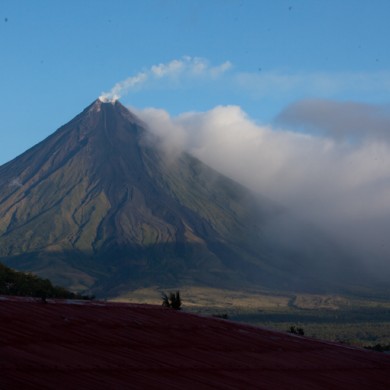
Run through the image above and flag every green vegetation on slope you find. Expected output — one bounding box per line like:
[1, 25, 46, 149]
[0, 262, 93, 299]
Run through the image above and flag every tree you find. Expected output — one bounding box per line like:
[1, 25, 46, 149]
[0, 262, 94, 300]
[288, 326, 305, 336]
[161, 290, 182, 310]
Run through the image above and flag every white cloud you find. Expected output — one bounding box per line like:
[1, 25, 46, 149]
[134, 102, 390, 272]
[209, 60, 232, 77]
[100, 57, 232, 101]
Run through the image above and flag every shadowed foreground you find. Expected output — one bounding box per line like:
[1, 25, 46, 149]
[1, 296, 390, 389]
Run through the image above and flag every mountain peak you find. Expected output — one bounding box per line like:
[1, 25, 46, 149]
[83, 97, 141, 127]
[98, 95, 117, 104]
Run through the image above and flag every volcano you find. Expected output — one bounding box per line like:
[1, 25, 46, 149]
[0, 99, 383, 297]
[0, 99, 283, 295]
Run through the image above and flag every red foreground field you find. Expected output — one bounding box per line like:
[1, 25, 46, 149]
[1, 296, 390, 389]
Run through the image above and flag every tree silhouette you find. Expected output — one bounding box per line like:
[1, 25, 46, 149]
[161, 291, 182, 310]
[288, 326, 305, 336]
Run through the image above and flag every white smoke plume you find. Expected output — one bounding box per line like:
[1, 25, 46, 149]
[133, 100, 390, 276]
[99, 72, 148, 102]
[99, 57, 232, 101]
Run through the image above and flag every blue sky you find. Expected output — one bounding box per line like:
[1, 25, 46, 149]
[1, 0, 389, 164]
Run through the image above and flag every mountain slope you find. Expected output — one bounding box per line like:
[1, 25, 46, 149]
[1, 99, 385, 298]
[0, 99, 282, 295]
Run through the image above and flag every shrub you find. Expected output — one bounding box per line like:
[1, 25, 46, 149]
[288, 326, 305, 336]
[161, 290, 182, 310]
[365, 344, 390, 353]
[213, 313, 229, 319]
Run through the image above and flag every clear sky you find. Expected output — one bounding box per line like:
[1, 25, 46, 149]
[0, 0, 389, 164]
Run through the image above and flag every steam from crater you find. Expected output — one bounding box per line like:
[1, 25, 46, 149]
[99, 56, 231, 101]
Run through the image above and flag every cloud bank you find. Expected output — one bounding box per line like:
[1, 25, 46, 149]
[100, 57, 232, 101]
[133, 100, 390, 276]
[276, 99, 390, 141]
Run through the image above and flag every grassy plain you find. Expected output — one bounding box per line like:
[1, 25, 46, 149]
[113, 286, 390, 347]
